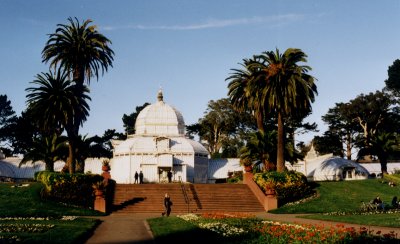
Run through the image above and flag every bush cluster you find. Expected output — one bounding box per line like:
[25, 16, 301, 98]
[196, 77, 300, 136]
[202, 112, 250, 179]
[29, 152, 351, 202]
[35, 171, 103, 208]
[253, 171, 313, 205]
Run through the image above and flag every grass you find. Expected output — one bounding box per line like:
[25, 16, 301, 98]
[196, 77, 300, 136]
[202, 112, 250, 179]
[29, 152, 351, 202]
[148, 217, 223, 243]
[0, 182, 102, 243]
[0, 217, 100, 244]
[302, 213, 400, 228]
[0, 182, 103, 217]
[272, 178, 400, 214]
[270, 178, 400, 228]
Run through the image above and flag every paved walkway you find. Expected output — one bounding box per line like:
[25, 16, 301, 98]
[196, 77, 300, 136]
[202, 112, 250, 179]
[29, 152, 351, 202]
[85, 212, 400, 243]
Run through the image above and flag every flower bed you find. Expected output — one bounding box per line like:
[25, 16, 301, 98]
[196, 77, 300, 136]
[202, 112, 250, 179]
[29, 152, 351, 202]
[176, 213, 398, 243]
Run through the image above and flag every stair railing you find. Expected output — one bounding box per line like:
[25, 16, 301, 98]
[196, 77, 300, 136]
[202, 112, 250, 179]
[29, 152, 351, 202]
[179, 178, 190, 213]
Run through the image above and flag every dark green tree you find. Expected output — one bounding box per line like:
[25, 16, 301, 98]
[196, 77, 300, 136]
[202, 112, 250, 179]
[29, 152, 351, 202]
[358, 132, 399, 174]
[385, 59, 400, 98]
[322, 102, 360, 160]
[42, 17, 114, 86]
[26, 71, 90, 173]
[347, 91, 393, 161]
[313, 131, 344, 157]
[228, 48, 317, 172]
[122, 103, 150, 135]
[41, 17, 114, 173]
[0, 95, 17, 155]
[20, 134, 68, 171]
[188, 98, 256, 158]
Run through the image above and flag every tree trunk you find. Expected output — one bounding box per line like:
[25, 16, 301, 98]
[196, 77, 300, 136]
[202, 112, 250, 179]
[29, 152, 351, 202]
[379, 154, 388, 175]
[256, 110, 264, 133]
[277, 112, 285, 172]
[346, 133, 352, 160]
[67, 140, 76, 174]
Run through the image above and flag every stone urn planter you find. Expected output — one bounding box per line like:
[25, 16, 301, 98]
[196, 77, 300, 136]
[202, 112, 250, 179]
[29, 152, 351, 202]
[265, 188, 276, 196]
[244, 165, 253, 172]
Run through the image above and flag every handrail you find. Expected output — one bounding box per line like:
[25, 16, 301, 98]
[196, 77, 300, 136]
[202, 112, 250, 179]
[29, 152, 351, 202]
[180, 178, 190, 213]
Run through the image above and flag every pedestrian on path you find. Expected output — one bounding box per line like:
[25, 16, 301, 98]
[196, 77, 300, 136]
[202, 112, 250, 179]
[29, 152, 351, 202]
[139, 171, 144, 184]
[134, 171, 139, 184]
[162, 193, 172, 217]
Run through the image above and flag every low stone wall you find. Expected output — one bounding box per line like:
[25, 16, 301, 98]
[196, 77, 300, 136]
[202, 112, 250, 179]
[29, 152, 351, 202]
[243, 172, 277, 211]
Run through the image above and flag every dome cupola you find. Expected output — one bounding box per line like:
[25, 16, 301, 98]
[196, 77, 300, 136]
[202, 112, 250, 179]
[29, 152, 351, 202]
[134, 90, 185, 136]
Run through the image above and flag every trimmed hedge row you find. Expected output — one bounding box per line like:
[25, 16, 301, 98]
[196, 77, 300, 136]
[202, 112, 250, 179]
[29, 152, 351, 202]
[35, 171, 103, 208]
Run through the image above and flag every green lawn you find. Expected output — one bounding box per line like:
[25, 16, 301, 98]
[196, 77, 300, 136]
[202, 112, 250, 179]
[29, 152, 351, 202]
[0, 182, 102, 217]
[272, 179, 400, 214]
[271, 178, 400, 227]
[0, 182, 102, 243]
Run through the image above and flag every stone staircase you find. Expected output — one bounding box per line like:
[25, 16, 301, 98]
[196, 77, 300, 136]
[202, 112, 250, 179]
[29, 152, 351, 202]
[111, 183, 265, 214]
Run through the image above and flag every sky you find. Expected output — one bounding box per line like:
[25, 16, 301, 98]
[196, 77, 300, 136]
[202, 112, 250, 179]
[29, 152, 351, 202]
[1, 0, 400, 144]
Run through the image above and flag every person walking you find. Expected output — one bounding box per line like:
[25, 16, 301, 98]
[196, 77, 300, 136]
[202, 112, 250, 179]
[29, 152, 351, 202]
[167, 170, 172, 183]
[162, 193, 172, 217]
[134, 171, 139, 184]
[139, 171, 144, 184]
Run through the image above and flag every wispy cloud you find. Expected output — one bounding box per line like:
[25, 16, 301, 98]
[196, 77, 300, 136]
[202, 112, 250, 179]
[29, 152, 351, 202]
[102, 14, 304, 31]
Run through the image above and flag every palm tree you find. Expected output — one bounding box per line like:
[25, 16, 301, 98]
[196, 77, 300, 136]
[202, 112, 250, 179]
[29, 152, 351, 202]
[41, 17, 114, 173]
[42, 17, 114, 85]
[26, 70, 90, 173]
[250, 48, 317, 172]
[228, 48, 317, 172]
[240, 130, 277, 171]
[358, 132, 399, 175]
[20, 134, 68, 171]
[227, 57, 266, 132]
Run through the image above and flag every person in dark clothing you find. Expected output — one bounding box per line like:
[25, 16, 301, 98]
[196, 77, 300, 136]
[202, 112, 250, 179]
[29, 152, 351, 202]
[167, 171, 172, 183]
[162, 193, 172, 216]
[139, 171, 144, 184]
[392, 196, 399, 208]
[372, 196, 385, 210]
[134, 171, 139, 184]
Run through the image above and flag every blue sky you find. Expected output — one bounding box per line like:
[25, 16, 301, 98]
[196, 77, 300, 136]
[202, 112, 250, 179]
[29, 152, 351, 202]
[1, 1, 400, 144]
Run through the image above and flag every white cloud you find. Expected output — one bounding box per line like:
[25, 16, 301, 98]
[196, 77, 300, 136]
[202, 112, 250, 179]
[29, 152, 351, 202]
[102, 14, 304, 31]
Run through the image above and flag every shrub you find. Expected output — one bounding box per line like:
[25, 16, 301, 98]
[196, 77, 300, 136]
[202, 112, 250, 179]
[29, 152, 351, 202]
[227, 171, 243, 184]
[253, 171, 313, 205]
[35, 171, 103, 208]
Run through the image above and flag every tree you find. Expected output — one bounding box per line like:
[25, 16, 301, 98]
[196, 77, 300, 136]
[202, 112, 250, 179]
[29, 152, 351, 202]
[228, 48, 317, 172]
[313, 131, 343, 157]
[322, 102, 360, 160]
[8, 110, 40, 155]
[347, 91, 393, 161]
[188, 98, 256, 158]
[358, 132, 399, 174]
[20, 134, 68, 171]
[42, 17, 114, 86]
[26, 71, 90, 173]
[122, 103, 150, 135]
[385, 59, 400, 97]
[41, 17, 114, 173]
[0, 95, 17, 154]
[227, 57, 266, 132]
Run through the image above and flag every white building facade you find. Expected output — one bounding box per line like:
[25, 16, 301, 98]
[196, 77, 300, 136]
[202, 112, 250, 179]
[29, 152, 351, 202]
[110, 90, 209, 184]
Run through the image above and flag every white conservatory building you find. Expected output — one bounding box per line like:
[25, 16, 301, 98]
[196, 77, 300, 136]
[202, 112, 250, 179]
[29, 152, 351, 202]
[110, 90, 209, 184]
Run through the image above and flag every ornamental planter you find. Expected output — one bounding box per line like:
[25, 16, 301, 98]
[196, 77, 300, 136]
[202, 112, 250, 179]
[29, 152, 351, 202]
[265, 188, 276, 196]
[244, 165, 253, 172]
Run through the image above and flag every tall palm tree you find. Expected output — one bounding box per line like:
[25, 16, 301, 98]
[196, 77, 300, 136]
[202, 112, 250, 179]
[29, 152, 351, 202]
[250, 48, 317, 172]
[42, 17, 114, 85]
[226, 57, 266, 132]
[26, 70, 90, 173]
[41, 17, 114, 172]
